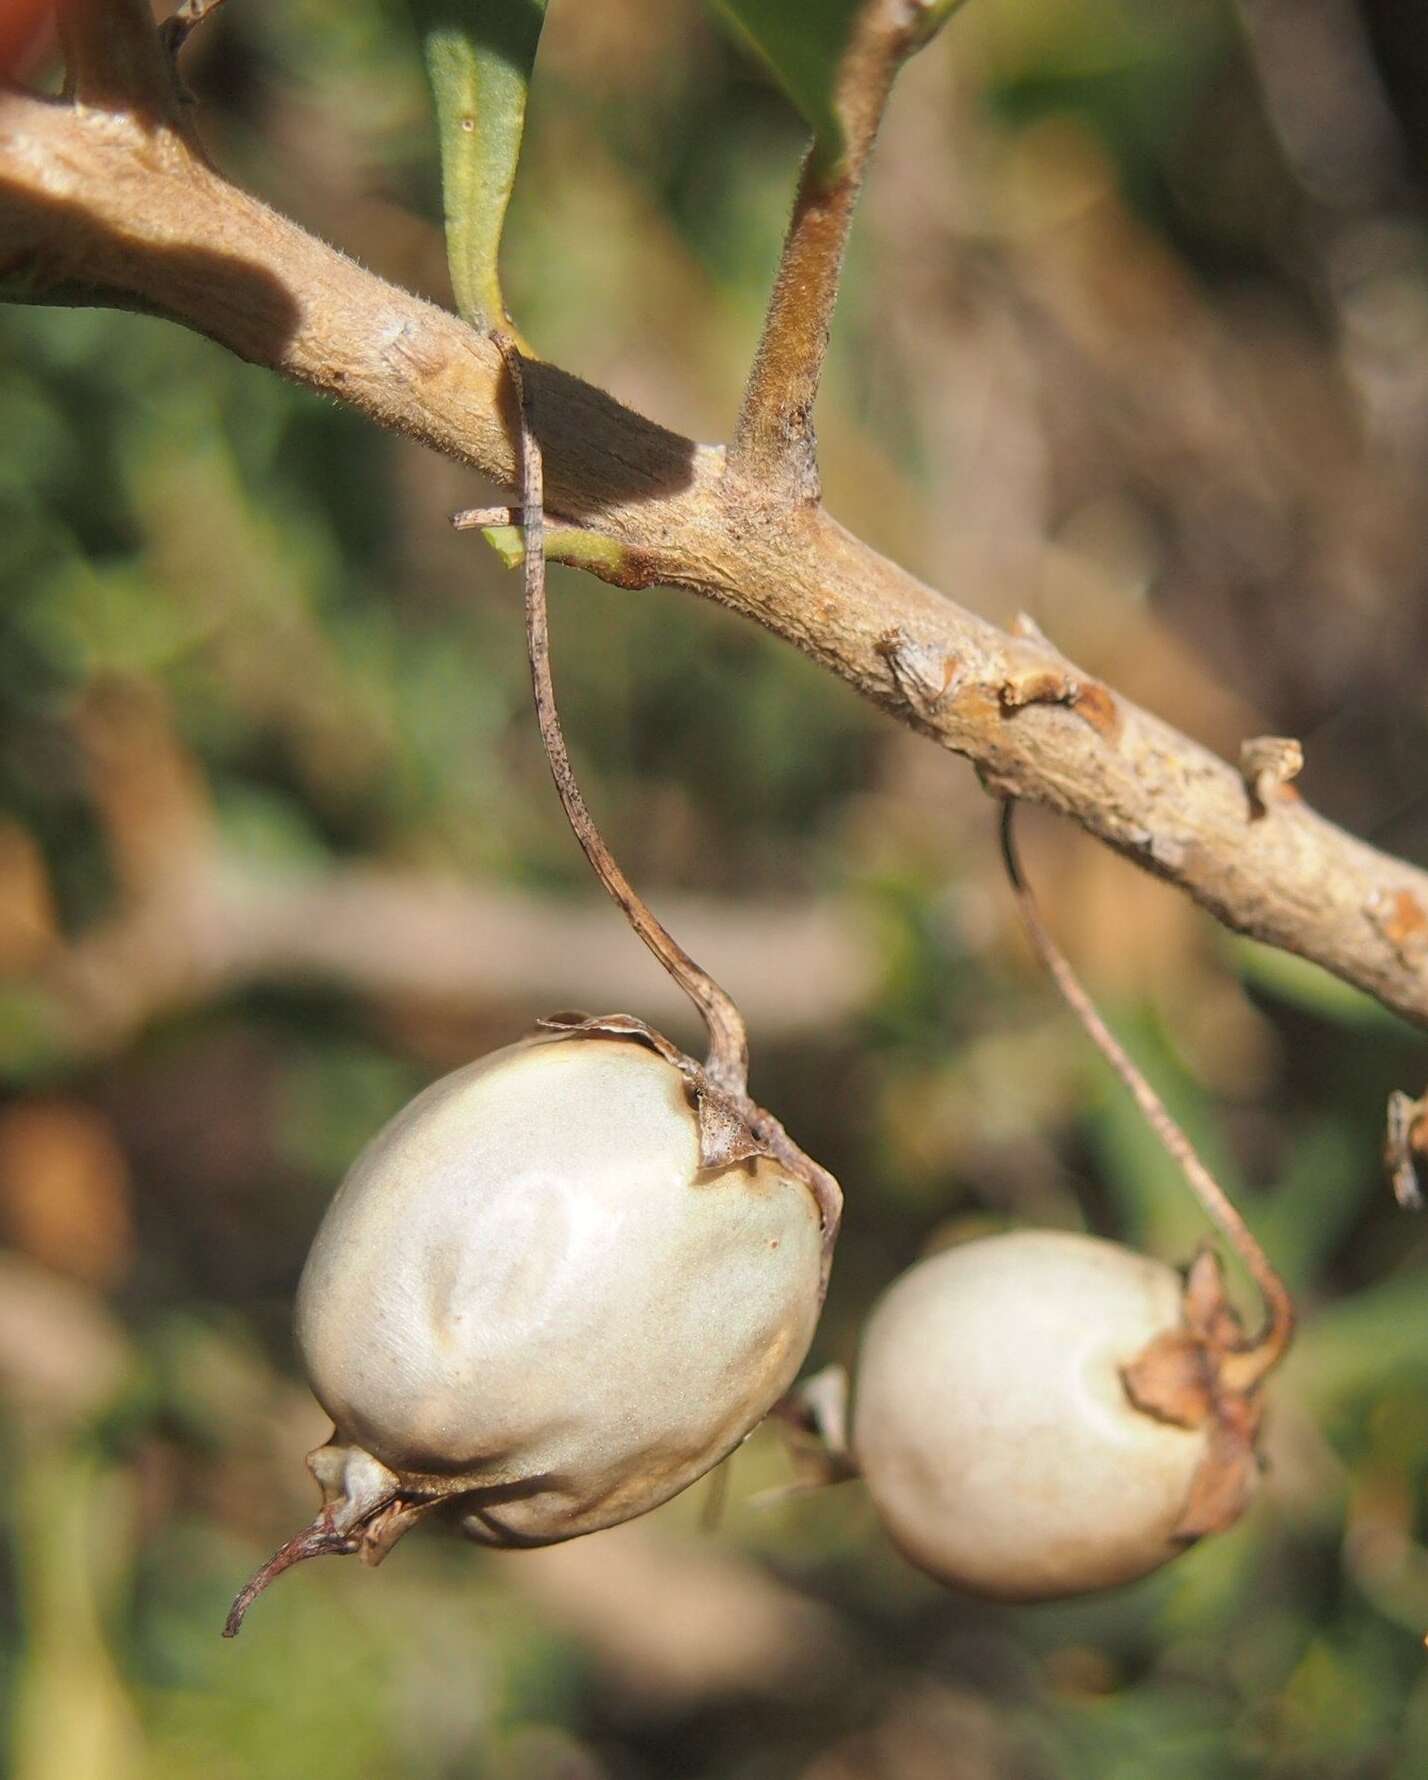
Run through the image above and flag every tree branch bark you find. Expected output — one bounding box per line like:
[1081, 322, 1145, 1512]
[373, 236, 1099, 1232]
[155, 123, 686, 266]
[3, 93, 1427, 1024]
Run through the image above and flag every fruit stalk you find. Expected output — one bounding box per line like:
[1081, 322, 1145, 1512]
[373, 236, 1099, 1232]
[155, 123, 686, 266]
[498, 338, 752, 1101]
[998, 800, 1294, 1389]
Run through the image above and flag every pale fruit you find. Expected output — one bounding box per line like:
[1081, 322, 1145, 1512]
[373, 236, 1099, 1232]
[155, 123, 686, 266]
[295, 1026, 824, 1549]
[851, 1230, 1219, 1600]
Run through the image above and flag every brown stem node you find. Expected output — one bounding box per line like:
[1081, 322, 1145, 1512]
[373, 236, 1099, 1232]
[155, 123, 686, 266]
[1240, 735, 1304, 819]
[1385, 1089, 1428, 1211]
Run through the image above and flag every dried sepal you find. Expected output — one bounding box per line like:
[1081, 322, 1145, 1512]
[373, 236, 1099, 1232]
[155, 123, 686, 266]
[759, 1365, 858, 1503]
[696, 1087, 769, 1172]
[1121, 1331, 1216, 1430]
[1181, 1248, 1245, 1348]
[1121, 1246, 1271, 1542]
[1122, 1249, 1241, 1429]
[1385, 1087, 1428, 1210]
[1173, 1401, 1264, 1541]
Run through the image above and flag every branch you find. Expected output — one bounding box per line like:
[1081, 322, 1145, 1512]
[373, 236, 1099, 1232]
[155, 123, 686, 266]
[730, 2, 912, 501]
[23, 855, 875, 1062]
[16, 677, 871, 1061]
[3, 96, 1428, 1025]
[724, 1, 960, 498]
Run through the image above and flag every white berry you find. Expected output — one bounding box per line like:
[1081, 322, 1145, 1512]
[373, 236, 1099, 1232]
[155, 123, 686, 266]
[295, 1026, 825, 1548]
[851, 1230, 1220, 1600]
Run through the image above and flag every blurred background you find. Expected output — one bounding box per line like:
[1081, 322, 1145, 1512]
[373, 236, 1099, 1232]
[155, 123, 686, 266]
[3, 0, 1428, 1773]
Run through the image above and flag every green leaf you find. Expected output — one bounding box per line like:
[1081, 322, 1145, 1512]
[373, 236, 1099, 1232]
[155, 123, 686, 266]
[410, 0, 549, 331]
[710, 0, 966, 173]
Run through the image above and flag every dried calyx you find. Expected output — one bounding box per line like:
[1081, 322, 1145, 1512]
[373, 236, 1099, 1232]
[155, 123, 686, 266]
[224, 343, 840, 1635]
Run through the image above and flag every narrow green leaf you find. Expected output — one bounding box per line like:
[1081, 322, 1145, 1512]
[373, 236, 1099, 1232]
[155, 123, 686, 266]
[710, 0, 966, 172]
[410, 0, 549, 331]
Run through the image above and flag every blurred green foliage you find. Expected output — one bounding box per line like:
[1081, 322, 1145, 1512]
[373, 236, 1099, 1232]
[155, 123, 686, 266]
[3, 2, 1428, 1777]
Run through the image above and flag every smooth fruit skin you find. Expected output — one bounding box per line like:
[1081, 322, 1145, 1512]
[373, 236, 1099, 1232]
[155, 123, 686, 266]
[296, 1031, 823, 1547]
[852, 1230, 1213, 1600]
